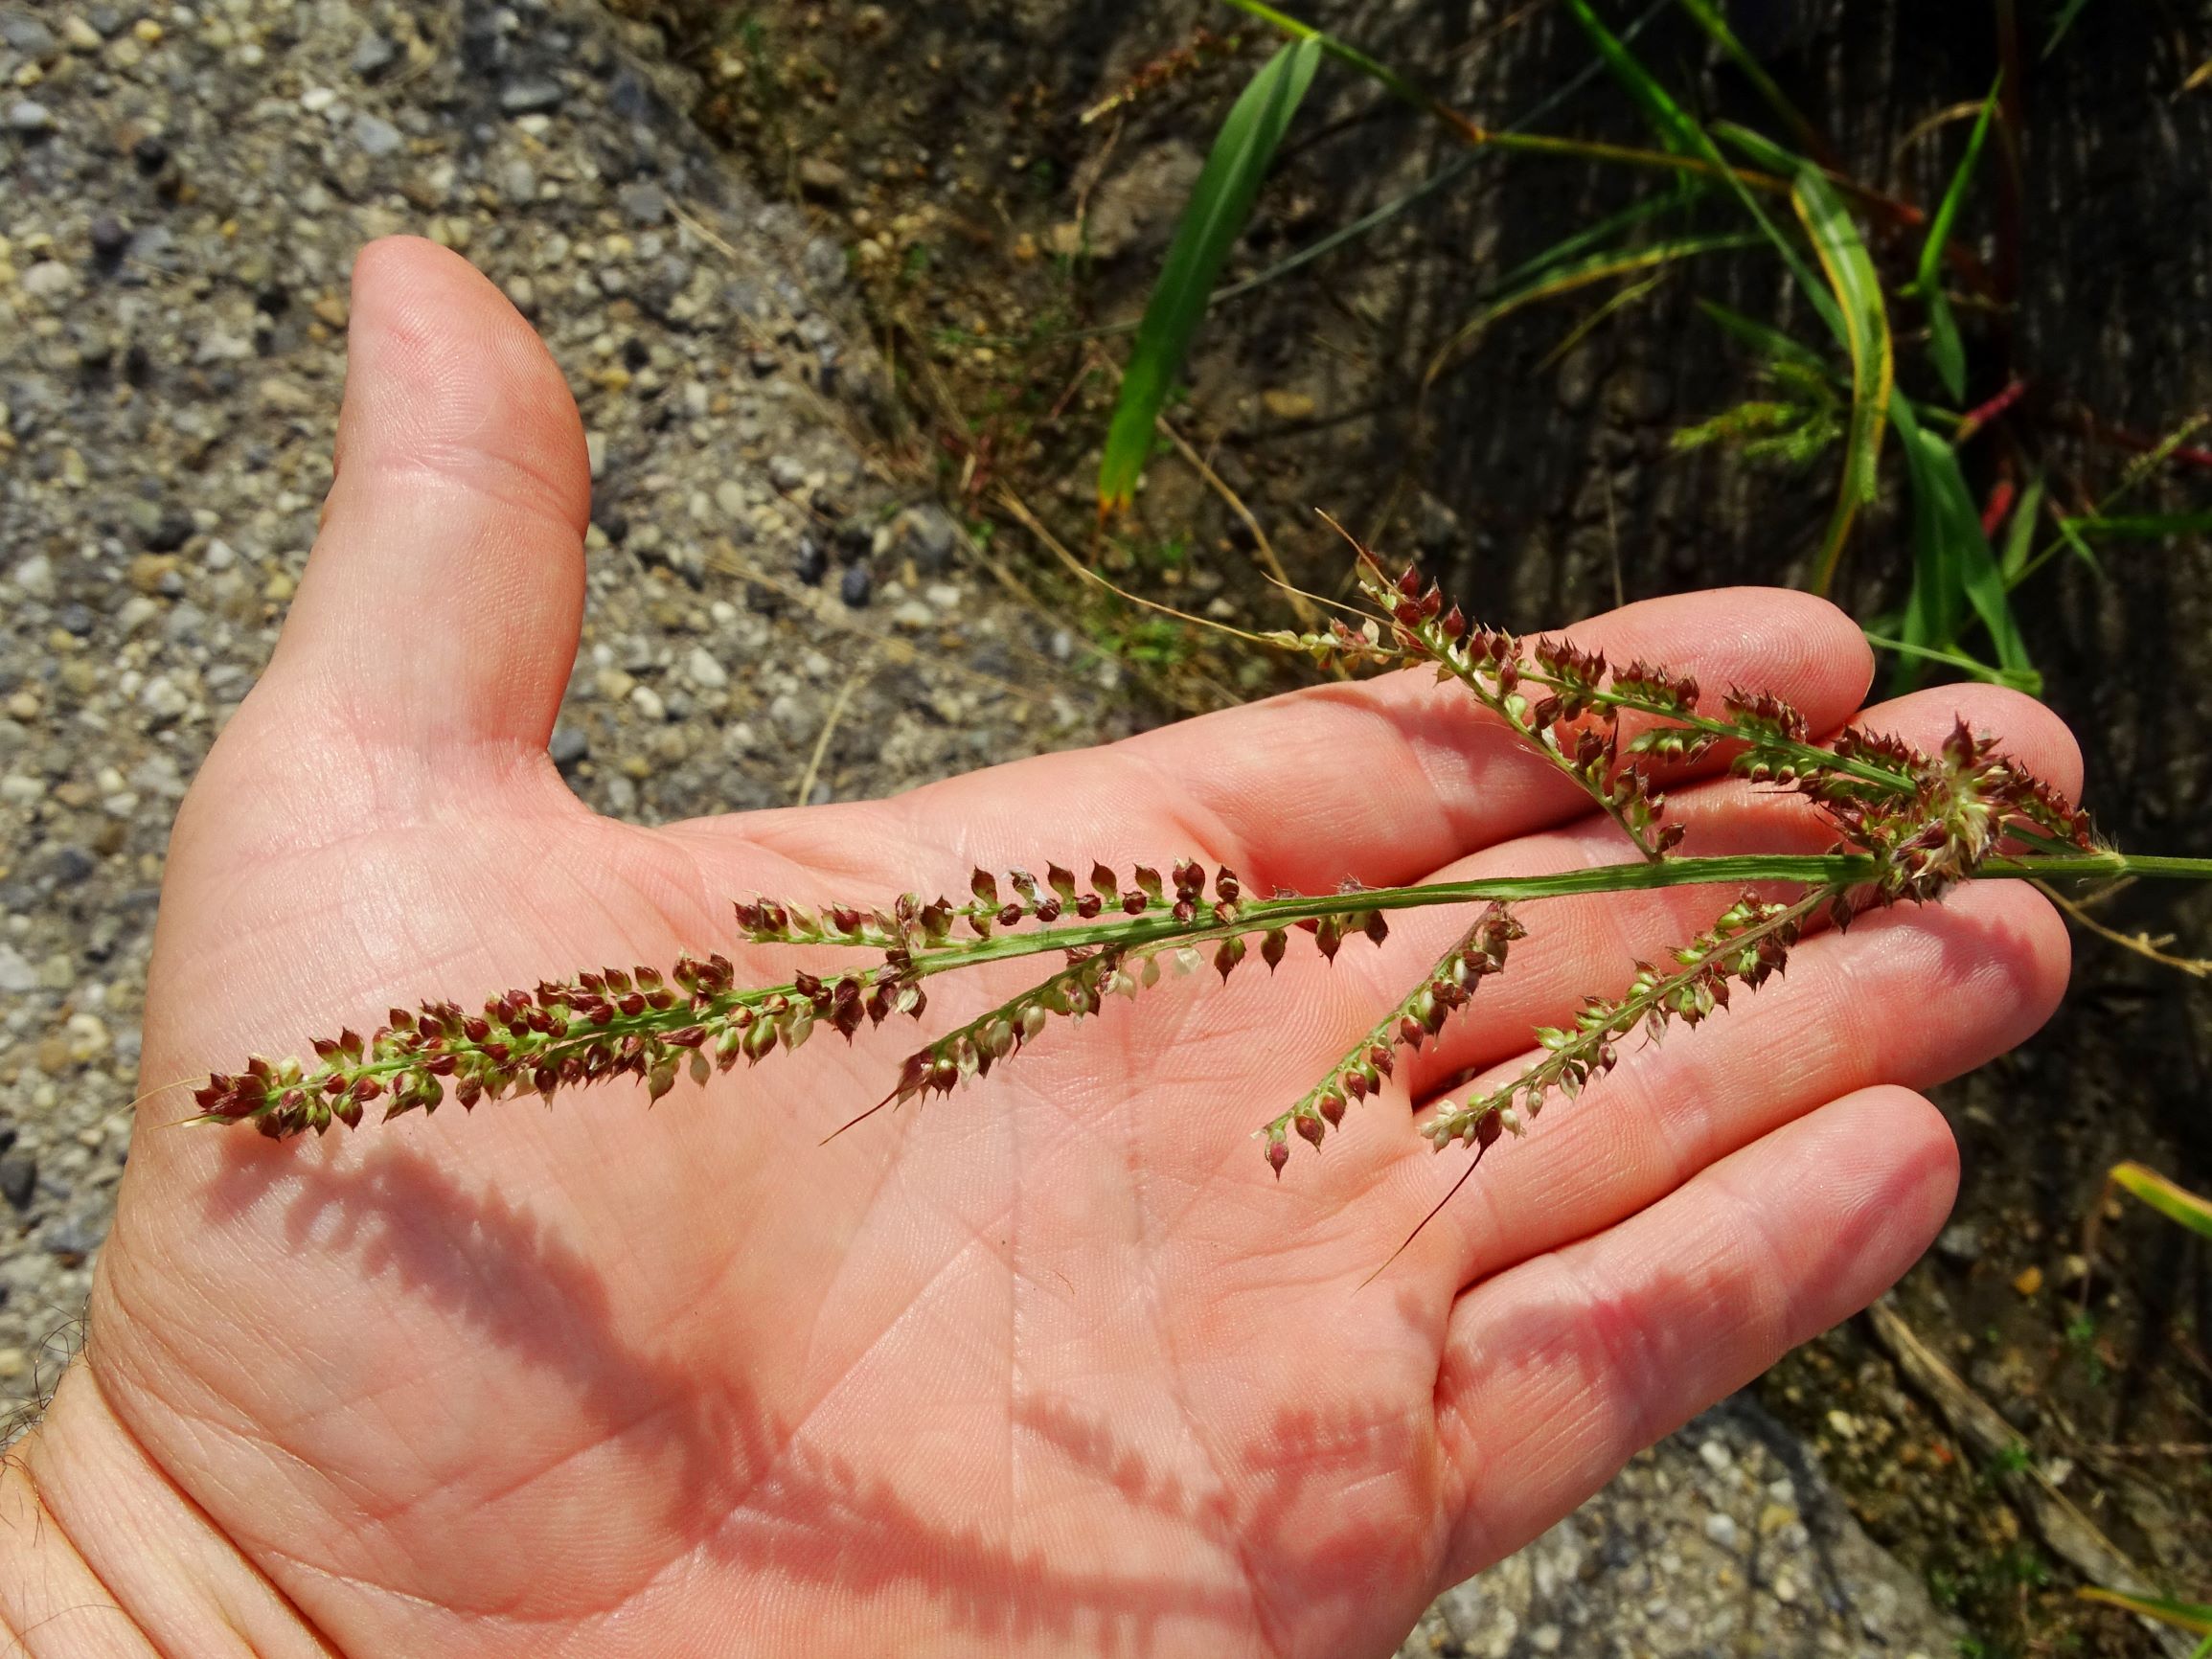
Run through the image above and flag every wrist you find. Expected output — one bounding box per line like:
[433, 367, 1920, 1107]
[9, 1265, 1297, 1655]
[0, 1360, 330, 1657]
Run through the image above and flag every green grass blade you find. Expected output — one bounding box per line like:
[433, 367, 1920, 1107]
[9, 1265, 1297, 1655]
[2108, 1162, 2212, 1242]
[1911, 80, 1998, 402]
[1216, 0, 1422, 103]
[1098, 37, 1322, 511]
[1208, 0, 1678, 309]
[2064, 511, 2212, 538]
[2056, 516, 2106, 575]
[1925, 296, 1967, 407]
[1677, 0, 1828, 157]
[2079, 1585, 2212, 1635]
[1693, 299, 1826, 370]
[1710, 120, 1798, 174]
[1862, 630, 2041, 693]
[1790, 168, 1892, 594]
[1564, 1, 1836, 338]
[1495, 184, 1701, 290]
[1425, 231, 1764, 387]
[1998, 473, 2047, 582]
[1892, 398, 2032, 692]
[1540, 272, 1667, 369]
[2045, 0, 2095, 57]
[1568, 0, 1702, 157]
[1070, 0, 1682, 343]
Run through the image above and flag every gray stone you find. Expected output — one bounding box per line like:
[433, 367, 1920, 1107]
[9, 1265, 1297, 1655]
[1084, 141, 1204, 260]
[89, 216, 130, 262]
[501, 159, 537, 204]
[41, 1213, 105, 1261]
[901, 503, 958, 574]
[1937, 1221, 1983, 1265]
[500, 78, 565, 116]
[549, 725, 589, 767]
[5, 100, 54, 135]
[839, 563, 873, 608]
[353, 113, 404, 158]
[683, 647, 728, 691]
[20, 261, 77, 302]
[11, 554, 56, 600]
[618, 180, 668, 225]
[0, 16, 57, 57]
[0, 1154, 34, 1213]
[796, 156, 848, 201]
[794, 535, 827, 585]
[352, 31, 399, 80]
[767, 454, 807, 493]
[0, 945, 35, 994]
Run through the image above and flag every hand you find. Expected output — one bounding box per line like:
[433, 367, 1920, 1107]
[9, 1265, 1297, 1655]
[0, 239, 2077, 1657]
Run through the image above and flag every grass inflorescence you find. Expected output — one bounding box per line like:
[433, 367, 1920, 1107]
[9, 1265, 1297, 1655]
[190, 531, 2207, 1241]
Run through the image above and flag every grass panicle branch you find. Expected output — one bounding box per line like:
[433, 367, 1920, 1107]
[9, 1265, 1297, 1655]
[1423, 888, 1821, 1153]
[1258, 904, 1523, 1171]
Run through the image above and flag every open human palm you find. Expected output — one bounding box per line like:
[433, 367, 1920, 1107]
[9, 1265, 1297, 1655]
[2, 240, 2078, 1657]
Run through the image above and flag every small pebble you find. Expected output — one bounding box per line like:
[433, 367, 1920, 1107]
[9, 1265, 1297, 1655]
[353, 114, 404, 158]
[89, 216, 130, 263]
[839, 563, 873, 608]
[352, 32, 399, 80]
[21, 261, 78, 303]
[0, 16, 57, 57]
[684, 647, 728, 691]
[500, 78, 565, 115]
[1935, 1221, 1983, 1265]
[618, 180, 668, 225]
[0, 1153, 35, 1213]
[794, 535, 827, 585]
[0, 945, 36, 994]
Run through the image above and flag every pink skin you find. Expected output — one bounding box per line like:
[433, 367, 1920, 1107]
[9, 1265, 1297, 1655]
[0, 239, 2080, 1659]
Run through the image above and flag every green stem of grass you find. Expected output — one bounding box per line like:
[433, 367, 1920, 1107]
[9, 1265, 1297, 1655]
[188, 847, 2212, 1123]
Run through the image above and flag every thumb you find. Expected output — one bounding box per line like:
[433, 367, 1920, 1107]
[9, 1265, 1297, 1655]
[264, 236, 590, 765]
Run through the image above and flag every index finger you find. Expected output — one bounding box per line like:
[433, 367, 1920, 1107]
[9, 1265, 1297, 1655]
[881, 586, 1874, 895]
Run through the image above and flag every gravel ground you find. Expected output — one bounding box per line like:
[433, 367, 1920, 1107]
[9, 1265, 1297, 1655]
[1403, 1391, 1957, 1658]
[0, 1, 1959, 1650]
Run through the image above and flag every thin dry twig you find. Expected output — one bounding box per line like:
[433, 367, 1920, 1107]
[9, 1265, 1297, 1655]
[1154, 415, 1319, 629]
[2038, 879, 2212, 978]
[793, 670, 869, 806]
[2072, 1440, 2212, 1461]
